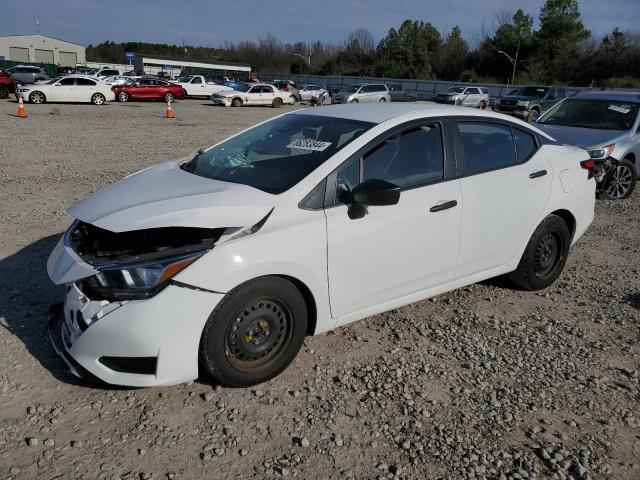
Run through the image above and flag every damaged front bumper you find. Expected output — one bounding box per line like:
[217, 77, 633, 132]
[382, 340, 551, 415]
[49, 280, 223, 387]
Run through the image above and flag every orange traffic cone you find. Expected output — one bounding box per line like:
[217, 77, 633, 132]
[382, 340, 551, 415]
[165, 100, 174, 119]
[17, 95, 26, 118]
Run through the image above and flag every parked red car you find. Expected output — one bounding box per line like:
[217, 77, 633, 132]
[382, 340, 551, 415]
[0, 69, 16, 99]
[112, 77, 186, 102]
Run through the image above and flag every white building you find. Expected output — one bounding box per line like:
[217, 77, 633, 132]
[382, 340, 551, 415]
[0, 34, 86, 66]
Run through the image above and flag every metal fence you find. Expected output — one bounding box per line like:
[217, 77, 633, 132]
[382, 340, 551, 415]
[257, 72, 585, 100]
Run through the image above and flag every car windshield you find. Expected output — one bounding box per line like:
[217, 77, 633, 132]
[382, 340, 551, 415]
[538, 98, 639, 131]
[182, 114, 374, 194]
[342, 85, 361, 93]
[177, 76, 193, 82]
[514, 87, 548, 97]
[448, 87, 465, 93]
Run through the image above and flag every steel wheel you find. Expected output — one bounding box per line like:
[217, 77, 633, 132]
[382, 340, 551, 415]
[232, 98, 243, 107]
[606, 163, 634, 199]
[533, 232, 562, 279]
[118, 91, 129, 102]
[30, 91, 45, 104]
[224, 297, 293, 373]
[91, 93, 105, 105]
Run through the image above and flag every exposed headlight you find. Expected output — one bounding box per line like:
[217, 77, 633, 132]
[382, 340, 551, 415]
[516, 100, 530, 107]
[81, 251, 205, 300]
[587, 144, 615, 159]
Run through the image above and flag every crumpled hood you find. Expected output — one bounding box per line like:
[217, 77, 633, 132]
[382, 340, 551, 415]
[534, 124, 626, 149]
[68, 161, 275, 232]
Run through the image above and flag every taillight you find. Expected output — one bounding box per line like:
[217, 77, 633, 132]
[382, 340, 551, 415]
[580, 159, 599, 180]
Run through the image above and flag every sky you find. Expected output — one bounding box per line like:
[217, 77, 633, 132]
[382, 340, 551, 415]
[1, 0, 639, 48]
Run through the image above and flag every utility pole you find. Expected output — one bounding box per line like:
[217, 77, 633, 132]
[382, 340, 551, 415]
[498, 38, 520, 85]
[293, 52, 311, 70]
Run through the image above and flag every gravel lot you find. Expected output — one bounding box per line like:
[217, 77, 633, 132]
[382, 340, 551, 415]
[0, 98, 639, 480]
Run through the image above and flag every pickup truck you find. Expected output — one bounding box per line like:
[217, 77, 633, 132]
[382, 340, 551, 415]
[493, 86, 568, 121]
[386, 84, 417, 102]
[175, 75, 231, 98]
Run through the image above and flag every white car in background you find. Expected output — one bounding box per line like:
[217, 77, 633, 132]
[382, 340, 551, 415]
[102, 75, 134, 86]
[210, 82, 295, 107]
[299, 84, 328, 102]
[16, 75, 115, 105]
[47, 104, 595, 388]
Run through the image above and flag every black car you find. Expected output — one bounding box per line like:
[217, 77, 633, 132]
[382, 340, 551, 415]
[494, 86, 568, 122]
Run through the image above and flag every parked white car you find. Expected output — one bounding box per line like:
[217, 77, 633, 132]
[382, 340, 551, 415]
[434, 86, 490, 109]
[16, 75, 115, 105]
[176, 75, 231, 97]
[299, 84, 328, 102]
[47, 104, 595, 388]
[102, 75, 134, 86]
[333, 84, 391, 104]
[210, 82, 295, 107]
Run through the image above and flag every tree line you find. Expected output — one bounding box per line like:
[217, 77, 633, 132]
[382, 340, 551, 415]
[86, 0, 640, 88]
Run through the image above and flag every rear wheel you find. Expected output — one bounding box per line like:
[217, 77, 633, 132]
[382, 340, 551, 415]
[605, 159, 636, 199]
[289, 95, 297, 105]
[164, 92, 175, 103]
[272, 97, 283, 108]
[91, 93, 106, 105]
[200, 276, 308, 387]
[508, 214, 570, 290]
[118, 91, 129, 102]
[29, 91, 45, 104]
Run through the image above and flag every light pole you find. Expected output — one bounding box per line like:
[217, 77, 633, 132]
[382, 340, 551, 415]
[498, 39, 520, 85]
[293, 53, 311, 70]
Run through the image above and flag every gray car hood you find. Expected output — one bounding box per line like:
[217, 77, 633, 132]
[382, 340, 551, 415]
[68, 161, 275, 232]
[535, 124, 626, 149]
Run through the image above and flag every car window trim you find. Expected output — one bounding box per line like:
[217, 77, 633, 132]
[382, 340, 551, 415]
[322, 117, 456, 209]
[451, 117, 542, 179]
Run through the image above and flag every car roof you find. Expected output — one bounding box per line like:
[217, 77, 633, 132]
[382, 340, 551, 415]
[291, 103, 555, 137]
[572, 90, 640, 102]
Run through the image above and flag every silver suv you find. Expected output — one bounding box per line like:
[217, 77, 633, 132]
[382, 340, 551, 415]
[6, 65, 50, 84]
[333, 84, 390, 104]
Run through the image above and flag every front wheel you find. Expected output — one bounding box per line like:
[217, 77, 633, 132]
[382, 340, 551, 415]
[528, 108, 541, 122]
[508, 214, 570, 291]
[29, 91, 45, 104]
[232, 97, 243, 107]
[479, 100, 487, 110]
[604, 159, 636, 199]
[118, 91, 129, 102]
[91, 93, 106, 105]
[200, 276, 308, 387]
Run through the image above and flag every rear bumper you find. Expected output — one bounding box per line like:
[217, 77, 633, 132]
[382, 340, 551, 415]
[49, 282, 223, 387]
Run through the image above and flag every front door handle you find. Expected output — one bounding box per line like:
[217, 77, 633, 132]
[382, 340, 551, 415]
[529, 170, 547, 179]
[430, 200, 458, 212]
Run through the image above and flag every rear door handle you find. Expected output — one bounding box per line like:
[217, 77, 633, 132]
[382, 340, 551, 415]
[430, 200, 458, 212]
[529, 170, 547, 179]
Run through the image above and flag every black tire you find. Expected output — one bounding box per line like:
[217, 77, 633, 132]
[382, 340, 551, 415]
[405, 96, 416, 102]
[454, 99, 462, 106]
[91, 93, 106, 105]
[200, 276, 308, 387]
[272, 97, 283, 108]
[351, 98, 359, 103]
[604, 159, 636, 199]
[118, 91, 129, 102]
[528, 108, 541, 122]
[0, 85, 8, 99]
[232, 97, 243, 107]
[379, 97, 386, 102]
[508, 214, 570, 291]
[29, 91, 46, 104]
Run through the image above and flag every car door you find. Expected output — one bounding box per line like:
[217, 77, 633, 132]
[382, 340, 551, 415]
[261, 85, 277, 104]
[462, 88, 477, 106]
[189, 76, 204, 95]
[49, 77, 76, 101]
[75, 77, 97, 102]
[325, 121, 462, 321]
[454, 119, 552, 279]
[245, 85, 262, 105]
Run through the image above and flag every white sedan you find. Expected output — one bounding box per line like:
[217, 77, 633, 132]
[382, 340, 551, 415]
[210, 82, 295, 107]
[47, 104, 595, 387]
[299, 84, 328, 101]
[17, 75, 115, 105]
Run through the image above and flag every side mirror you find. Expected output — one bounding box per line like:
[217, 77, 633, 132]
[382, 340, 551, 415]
[348, 179, 401, 219]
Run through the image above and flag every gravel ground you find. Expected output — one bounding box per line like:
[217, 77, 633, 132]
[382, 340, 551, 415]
[0, 98, 638, 480]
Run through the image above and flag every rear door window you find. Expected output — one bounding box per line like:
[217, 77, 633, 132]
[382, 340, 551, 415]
[76, 78, 96, 86]
[457, 122, 517, 175]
